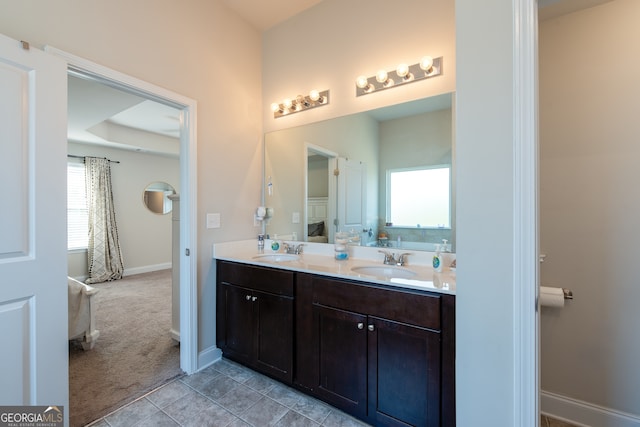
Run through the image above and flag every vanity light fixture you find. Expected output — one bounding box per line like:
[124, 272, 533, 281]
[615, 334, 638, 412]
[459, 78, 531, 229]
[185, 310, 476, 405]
[355, 56, 443, 97]
[271, 89, 330, 118]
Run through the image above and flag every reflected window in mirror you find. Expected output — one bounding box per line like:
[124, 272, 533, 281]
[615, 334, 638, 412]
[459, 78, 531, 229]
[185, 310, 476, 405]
[386, 165, 450, 228]
[143, 182, 176, 214]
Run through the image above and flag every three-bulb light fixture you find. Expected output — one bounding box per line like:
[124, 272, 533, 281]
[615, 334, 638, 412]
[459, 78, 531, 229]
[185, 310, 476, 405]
[270, 89, 329, 118]
[355, 56, 443, 96]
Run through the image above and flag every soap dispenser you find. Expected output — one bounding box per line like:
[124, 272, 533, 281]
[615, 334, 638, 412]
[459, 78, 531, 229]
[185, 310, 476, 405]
[432, 244, 443, 273]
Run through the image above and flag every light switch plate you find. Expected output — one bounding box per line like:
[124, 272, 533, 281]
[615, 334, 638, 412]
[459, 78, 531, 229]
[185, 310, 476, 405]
[207, 213, 221, 229]
[292, 212, 300, 224]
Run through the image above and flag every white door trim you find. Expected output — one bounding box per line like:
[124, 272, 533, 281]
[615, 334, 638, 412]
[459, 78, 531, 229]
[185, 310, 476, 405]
[513, 0, 539, 425]
[304, 143, 338, 243]
[44, 47, 199, 374]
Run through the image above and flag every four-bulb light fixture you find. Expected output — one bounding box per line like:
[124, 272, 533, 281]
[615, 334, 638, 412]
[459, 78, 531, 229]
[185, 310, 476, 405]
[355, 56, 443, 96]
[270, 89, 329, 118]
[268, 56, 443, 117]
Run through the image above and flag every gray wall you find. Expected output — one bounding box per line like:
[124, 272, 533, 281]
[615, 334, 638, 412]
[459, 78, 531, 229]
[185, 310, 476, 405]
[540, 0, 640, 417]
[307, 156, 328, 198]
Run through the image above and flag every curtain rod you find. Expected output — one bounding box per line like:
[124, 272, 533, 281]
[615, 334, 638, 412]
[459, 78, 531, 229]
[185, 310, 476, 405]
[67, 154, 120, 164]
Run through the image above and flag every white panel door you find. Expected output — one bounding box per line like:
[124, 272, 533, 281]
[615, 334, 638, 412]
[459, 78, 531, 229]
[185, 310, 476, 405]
[336, 157, 366, 234]
[0, 34, 68, 417]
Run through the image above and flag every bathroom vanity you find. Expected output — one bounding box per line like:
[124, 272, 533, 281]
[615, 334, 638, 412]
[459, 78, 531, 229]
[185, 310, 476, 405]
[214, 242, 456, 427]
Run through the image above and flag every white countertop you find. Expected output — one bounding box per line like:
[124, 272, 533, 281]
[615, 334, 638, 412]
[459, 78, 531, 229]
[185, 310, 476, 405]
[213, 239, 456, 295]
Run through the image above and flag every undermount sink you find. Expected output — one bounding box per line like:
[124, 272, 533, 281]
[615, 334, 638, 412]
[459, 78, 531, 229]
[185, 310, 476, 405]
[252, 253, 300, 262]
[351, 265, 417, 279]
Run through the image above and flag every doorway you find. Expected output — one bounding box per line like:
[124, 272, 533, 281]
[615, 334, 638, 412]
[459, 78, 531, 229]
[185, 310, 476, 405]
[305, 144, 337, 243]
[49, 47, 198, 423]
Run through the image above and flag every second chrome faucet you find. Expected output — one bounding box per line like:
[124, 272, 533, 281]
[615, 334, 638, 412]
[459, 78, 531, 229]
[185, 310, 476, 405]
[378, 250, 411, 266]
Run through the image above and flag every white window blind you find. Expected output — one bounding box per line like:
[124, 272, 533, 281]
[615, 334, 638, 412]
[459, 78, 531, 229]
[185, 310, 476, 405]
[67, 162, 88, 250]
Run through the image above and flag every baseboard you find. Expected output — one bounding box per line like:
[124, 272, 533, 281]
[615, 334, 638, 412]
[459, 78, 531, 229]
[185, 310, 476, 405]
[124, 263, 172, 276]
[197, 345, 222, 372]
[71, 263, 171, 282]
[170, 328, 180, 342]
[541, 390, 640, 427]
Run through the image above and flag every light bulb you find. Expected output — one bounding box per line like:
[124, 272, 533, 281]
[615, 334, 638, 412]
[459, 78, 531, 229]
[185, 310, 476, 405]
[396, 63, 409, 78]
[356, 76, 369, 89]
[375, 69, 388, 84]
[283, 98, 293, 109]
[309, 89, 320, 102]
[270, 102, 281, 113]
[419, 56, 434, 72]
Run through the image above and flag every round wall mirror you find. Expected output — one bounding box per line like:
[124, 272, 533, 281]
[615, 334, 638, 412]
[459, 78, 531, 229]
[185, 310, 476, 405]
[143, 182, 176, 214]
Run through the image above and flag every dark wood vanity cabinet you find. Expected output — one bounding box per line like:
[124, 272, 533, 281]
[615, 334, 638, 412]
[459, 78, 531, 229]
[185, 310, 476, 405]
[216, 261, 455, 427]
[296, 273, 456, 427]
[216, 260, 294, 383]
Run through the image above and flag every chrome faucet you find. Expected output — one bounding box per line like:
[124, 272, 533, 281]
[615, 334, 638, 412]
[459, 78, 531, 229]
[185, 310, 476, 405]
[283, 242, 305, 254]
[378, 250, 411, 266]
[379, 250, 395, 265]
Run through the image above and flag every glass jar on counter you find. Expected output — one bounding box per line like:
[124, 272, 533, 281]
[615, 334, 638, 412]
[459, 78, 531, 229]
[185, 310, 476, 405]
[334, 232, 349, 260]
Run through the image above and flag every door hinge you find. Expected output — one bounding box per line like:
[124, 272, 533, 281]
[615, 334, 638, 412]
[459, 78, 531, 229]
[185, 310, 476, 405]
[334, 168, 340, 176]
[20, 41, 30, 50]
[185, 248, 190, 256]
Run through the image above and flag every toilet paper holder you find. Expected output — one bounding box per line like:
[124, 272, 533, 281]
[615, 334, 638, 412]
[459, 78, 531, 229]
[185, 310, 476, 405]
[562, 288, 573, 300]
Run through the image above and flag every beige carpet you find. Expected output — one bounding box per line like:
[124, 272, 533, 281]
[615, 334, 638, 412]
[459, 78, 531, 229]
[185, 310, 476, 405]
[68, 269, 182, 427]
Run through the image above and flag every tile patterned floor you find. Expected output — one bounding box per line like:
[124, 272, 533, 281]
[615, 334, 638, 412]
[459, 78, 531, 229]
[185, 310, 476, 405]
[86, 358, 372, 427]
[86, 357, 580, 427]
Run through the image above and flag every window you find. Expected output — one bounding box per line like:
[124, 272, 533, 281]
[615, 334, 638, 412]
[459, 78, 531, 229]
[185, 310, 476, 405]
[386, 165, 450, 228]
[67, 161, 88, 250]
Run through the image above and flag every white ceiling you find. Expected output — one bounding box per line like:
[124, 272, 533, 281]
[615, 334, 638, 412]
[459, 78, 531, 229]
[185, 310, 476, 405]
[68, 75, 181, 155]
[219, 0, 614, 31]
[67, 0, 615, 155]
[538, 0, 614, 21]
[220, 0, 324, 31]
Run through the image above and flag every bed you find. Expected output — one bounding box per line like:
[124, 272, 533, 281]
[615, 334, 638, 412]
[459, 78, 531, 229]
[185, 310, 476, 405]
[68, 277, 100, 350]
[307, 197, 329, 243]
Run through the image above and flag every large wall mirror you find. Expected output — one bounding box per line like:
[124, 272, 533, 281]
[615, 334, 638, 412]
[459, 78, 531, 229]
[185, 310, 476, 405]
[264, 92, 455, 252]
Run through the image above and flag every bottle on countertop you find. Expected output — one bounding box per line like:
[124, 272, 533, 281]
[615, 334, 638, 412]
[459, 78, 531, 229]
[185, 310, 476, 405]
[271, 239, 280, 252]
[257, 234, 265, 251]
[432, 244, 443, 273]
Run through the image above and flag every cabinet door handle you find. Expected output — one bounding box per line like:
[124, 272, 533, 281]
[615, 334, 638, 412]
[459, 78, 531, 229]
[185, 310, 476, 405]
[245, 295, 251, 300]
[368, 324, 375, 331]
[251, 296, 258, 302]
[357, 322, 364, 330]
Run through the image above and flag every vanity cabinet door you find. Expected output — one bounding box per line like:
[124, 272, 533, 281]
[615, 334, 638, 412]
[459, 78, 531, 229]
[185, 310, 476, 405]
[312, 303, 368, 419]
[217, 283, 254, 365]
[216, 261, 294, 383]
[253, 289, 293, 382]
[367, 316, 441, 427]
